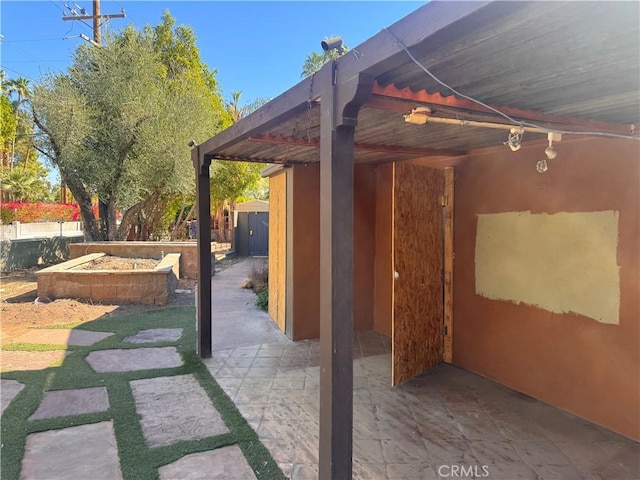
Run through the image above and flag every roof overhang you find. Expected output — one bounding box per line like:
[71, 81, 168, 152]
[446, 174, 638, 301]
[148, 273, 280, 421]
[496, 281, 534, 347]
[198, 1, 639, 166]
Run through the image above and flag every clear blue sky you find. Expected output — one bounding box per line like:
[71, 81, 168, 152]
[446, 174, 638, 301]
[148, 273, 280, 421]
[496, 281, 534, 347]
[1, 1, 425, 104]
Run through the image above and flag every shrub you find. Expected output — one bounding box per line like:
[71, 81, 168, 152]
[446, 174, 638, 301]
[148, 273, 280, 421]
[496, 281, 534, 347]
[0, 202, 80, 223]
[0, 206, 14, 225]
[256, 289, 268, 312]
[248, 262, 268, 293]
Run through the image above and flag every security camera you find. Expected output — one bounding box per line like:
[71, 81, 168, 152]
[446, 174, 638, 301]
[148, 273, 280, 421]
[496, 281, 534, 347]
[321, 37, 344, 53]
[188, 140, 197, 148]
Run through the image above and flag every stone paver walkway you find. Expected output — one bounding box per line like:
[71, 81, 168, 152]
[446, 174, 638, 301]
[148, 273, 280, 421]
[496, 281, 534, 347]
[124, 328, 183, 344]
[159, 445, 257, 479]
[29, 386, 110, 420]
[1, 259, 288, 480]
[21, 421, 123, 480]
[86, 346, 183, 372]
[1, 379, 24, 414]
[131, 374, 229, 447]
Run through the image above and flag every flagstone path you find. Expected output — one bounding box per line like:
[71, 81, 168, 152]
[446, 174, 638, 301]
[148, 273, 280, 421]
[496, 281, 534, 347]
[3, 324, 262, 480]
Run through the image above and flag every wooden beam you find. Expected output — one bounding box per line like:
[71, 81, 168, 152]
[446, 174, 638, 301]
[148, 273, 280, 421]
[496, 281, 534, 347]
[369, 83, 636, 136]
[198, 1, 491, 158]
[193, 147, 212, 359]
[210, 154, 285, 164]
[443, 167, 454, 364]
[319, 68, 374, 480]
[248, 134, 465, 157]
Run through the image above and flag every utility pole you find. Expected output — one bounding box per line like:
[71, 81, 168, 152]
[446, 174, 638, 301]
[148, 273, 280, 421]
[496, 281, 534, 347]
[62, 0, 125, 47]
[61, 1, 125, 235]
[93, 0, 101, 44]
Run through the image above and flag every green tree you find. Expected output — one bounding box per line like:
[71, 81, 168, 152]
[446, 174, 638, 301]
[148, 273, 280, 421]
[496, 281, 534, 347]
[205, 91, 270, 242]
[0, 95, 17, 168]
[32, 13, 228, 241]
[6, 77, 29, 106]
[4, 77, 31, 166]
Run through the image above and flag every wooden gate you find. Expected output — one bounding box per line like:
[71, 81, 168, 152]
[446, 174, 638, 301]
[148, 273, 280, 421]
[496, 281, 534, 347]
[392, 163, 445, 386]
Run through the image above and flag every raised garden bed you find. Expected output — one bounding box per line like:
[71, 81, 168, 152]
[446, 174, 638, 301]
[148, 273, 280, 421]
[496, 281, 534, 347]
[68, 242, 217, 279]
[36, 253, 180, 305]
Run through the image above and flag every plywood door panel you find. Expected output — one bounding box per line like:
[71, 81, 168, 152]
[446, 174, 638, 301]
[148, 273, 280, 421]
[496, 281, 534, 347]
[392, 163, 444, 385]
[268, 172, 287, 332]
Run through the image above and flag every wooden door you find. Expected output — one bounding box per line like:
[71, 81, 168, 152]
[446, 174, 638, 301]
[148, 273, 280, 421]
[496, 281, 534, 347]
[392, 163, 445, 386]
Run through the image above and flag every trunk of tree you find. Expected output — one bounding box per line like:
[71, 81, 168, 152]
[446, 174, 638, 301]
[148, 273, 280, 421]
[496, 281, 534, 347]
[32, 110, 104, 239]
[115, 187, 166, 241]
[117, 200, 144, 241]
[107, 195, 119, 241]
[170, 202, 195, 240]
[61, 169, 101, 240]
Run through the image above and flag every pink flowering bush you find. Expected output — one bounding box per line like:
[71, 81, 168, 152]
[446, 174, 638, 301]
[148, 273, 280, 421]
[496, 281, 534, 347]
[0, 202, 80, 224]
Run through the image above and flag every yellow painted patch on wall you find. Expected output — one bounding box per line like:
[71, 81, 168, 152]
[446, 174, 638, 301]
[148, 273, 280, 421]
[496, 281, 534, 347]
[475, 211, 620, 324]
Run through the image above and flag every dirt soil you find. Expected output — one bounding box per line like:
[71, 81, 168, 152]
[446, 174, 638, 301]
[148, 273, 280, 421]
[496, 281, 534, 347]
[0, 266, 198, 346]
[77, 256, 160, 270]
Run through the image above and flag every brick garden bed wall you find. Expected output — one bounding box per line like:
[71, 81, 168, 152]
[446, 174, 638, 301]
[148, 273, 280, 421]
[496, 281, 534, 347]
[36, 253, 180, 305]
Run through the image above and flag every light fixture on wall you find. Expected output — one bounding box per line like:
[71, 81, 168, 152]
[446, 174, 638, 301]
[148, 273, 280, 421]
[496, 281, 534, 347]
[536, 132, 562, 174]
[403, 106, 567, 173]
[505, 128, 524, 151]
[403, 106, 431, 125]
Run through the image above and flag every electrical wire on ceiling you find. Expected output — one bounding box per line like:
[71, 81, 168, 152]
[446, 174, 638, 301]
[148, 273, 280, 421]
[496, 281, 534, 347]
[383, 27, 639, 141]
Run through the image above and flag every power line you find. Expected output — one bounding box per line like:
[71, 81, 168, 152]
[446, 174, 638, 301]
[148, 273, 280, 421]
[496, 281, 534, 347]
[6, 60, 69, 63]
[0, 66, 37, 82]
[1, 42, 47, 64]
[1, 38, 69, 43]
[114, 1, 135, 26]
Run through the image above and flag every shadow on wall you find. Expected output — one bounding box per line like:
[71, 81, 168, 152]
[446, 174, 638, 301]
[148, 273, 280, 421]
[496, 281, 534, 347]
[0, 237, 84, 273]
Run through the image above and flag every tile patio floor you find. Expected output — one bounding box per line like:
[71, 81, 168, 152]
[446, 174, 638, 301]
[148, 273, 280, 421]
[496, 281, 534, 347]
[203, 331, 640, 480]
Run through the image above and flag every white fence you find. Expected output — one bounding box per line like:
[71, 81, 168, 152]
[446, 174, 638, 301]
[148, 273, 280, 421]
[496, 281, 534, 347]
[0, 221, 84, 241]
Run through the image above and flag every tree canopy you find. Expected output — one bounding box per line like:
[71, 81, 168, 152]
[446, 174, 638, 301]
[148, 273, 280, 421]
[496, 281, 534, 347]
[1, 73, 52, 203]
[31, 13, 230, 240]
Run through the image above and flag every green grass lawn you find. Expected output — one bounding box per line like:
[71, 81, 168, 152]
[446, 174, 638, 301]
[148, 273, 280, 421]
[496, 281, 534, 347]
[0, 307, 285, 480]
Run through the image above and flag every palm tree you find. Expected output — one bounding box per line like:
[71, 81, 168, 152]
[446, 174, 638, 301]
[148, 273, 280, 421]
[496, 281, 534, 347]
[227, 91, 243, 123]
[5, 77, 30, 167]
[6, 77, 29, 106]
[1, 168, 41, 202]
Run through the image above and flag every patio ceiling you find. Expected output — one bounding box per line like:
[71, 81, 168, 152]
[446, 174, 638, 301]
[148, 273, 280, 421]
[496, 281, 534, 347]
[200, 1, 639, 166]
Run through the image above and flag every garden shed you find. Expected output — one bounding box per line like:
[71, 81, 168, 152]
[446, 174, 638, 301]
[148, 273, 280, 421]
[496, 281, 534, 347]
[232, 200, 269, 257]
[193, 2, 640, 477]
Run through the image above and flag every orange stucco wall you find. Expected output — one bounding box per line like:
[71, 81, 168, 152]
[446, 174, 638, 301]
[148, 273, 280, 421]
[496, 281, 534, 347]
[290, 163, 376, 340]
[453, 138, 640, 440]
[373, 163, 393, 337]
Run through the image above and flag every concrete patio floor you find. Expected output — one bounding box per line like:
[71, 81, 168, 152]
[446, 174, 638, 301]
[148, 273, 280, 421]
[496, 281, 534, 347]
[204, 304, 640, 480]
